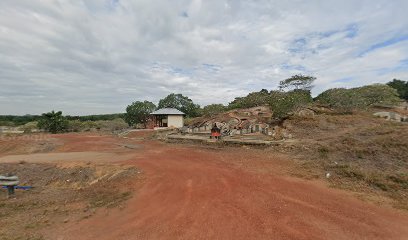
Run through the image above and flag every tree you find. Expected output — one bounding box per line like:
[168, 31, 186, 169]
[228, 90, 271, 110]
[125, 101, 156, 127]
[158, 93, 200, 118]
[279, 74, 316, 91]
[269, 90, 313, 119]
[200, 104, 226, 116]
[387, 79, 408, 100]
[37, 110, 68, 134]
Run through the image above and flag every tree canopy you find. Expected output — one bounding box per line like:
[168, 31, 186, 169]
[279, 74, 316, 91]
[387, 79, 408, 100]
[125, 101, 156, 127]
[200, 104, 226, 116]
[0, 115, 42, 126]
[158, 93, 200, 117]
[228, 89, 271, 110]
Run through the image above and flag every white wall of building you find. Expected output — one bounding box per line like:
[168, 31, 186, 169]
[167, 115, 184, 128]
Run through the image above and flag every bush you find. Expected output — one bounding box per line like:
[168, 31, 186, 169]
[314, 88, 355, 113]
[67, 120, 83, 132]
[0, 121, 15, 127]
[269, 90, 313, 119]
[387, 79, 408, 100]
[20, 121, 38, 133]
[37, 111, 68, 134]
[96, 118, 128, 131]
[315, 84, 401, 112]
[356, 84, 401, 106]
[81, 121, 99, 131]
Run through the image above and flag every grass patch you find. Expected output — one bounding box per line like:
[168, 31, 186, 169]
[0, 163, 139, 240]
[280, 111, 408, 209]
[387, 174, 408, 188]
[88, 190, 132, 208]
[317, 146, 329, 158]
[331, 164, 365, 180]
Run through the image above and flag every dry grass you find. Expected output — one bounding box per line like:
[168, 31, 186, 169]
[279, 111, 408, 209]
[0, 163, 140, 240]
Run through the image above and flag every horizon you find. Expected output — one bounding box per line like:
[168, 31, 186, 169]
[1, 0, 407, 115]
[0, 82, 402, 117]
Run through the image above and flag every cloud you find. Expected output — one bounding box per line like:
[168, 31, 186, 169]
[359, 35, 408, 56]
[0, 0, 407, 115]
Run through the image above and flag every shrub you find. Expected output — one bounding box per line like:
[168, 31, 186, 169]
[81, 121, 99, 131]
[314, 88, 355, 113]
[37, 111, 68, 134]
[317, 146, 329, 158]
[20, 121, 38, 133]
[387, 79, 408, 100]
[269, 90, 313, 119]
[0, 121, 15, 127]
[315, 84, 400, 112]
[332, 164, 365, 180]
[96, 118, 128, 131]
[67, 120, 83, 132]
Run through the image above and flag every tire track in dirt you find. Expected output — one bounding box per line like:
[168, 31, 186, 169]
[49, 140, 408, 240]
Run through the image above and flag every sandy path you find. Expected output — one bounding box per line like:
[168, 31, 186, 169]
[0, 151, 132, 164]
[50, 140, 408, 240]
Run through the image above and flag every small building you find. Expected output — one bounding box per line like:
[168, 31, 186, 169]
[150, 108, 185, 128]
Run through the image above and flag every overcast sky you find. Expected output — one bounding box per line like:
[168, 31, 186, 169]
[0, 0, 407, 115]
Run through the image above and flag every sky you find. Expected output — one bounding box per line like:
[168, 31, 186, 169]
[0, 0, 407, 115]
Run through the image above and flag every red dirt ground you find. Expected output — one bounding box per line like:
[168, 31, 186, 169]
[2, 133, 408, 239]
[46, 134, 408, 240]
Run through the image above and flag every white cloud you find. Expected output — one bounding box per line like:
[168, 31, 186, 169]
[0, 0, 407, 115]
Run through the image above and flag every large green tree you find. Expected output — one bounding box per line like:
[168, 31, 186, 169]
[279, 74, 316, 91]
[158, 93, 200, 117]
[200, 104, 226, 116]
[125, 101, 156, 127]
[228, 89, 271, 110]
[37, 110, 68, 134]
[387, 79, 408, 100]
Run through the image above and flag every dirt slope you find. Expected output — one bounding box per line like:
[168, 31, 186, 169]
[280, 112, 408, 208]
[45, 139, 408, 240]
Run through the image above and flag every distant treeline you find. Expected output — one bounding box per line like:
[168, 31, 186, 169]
[0, 113, 125, 126]
[0, 115, 42, 126]
[65, 113, 125, 122]
[2, 78, 406, 128]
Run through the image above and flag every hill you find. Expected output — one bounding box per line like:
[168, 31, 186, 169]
[275, 109, 408, 209]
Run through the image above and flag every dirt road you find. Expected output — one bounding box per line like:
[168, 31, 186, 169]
[35, 134, 406, 240]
